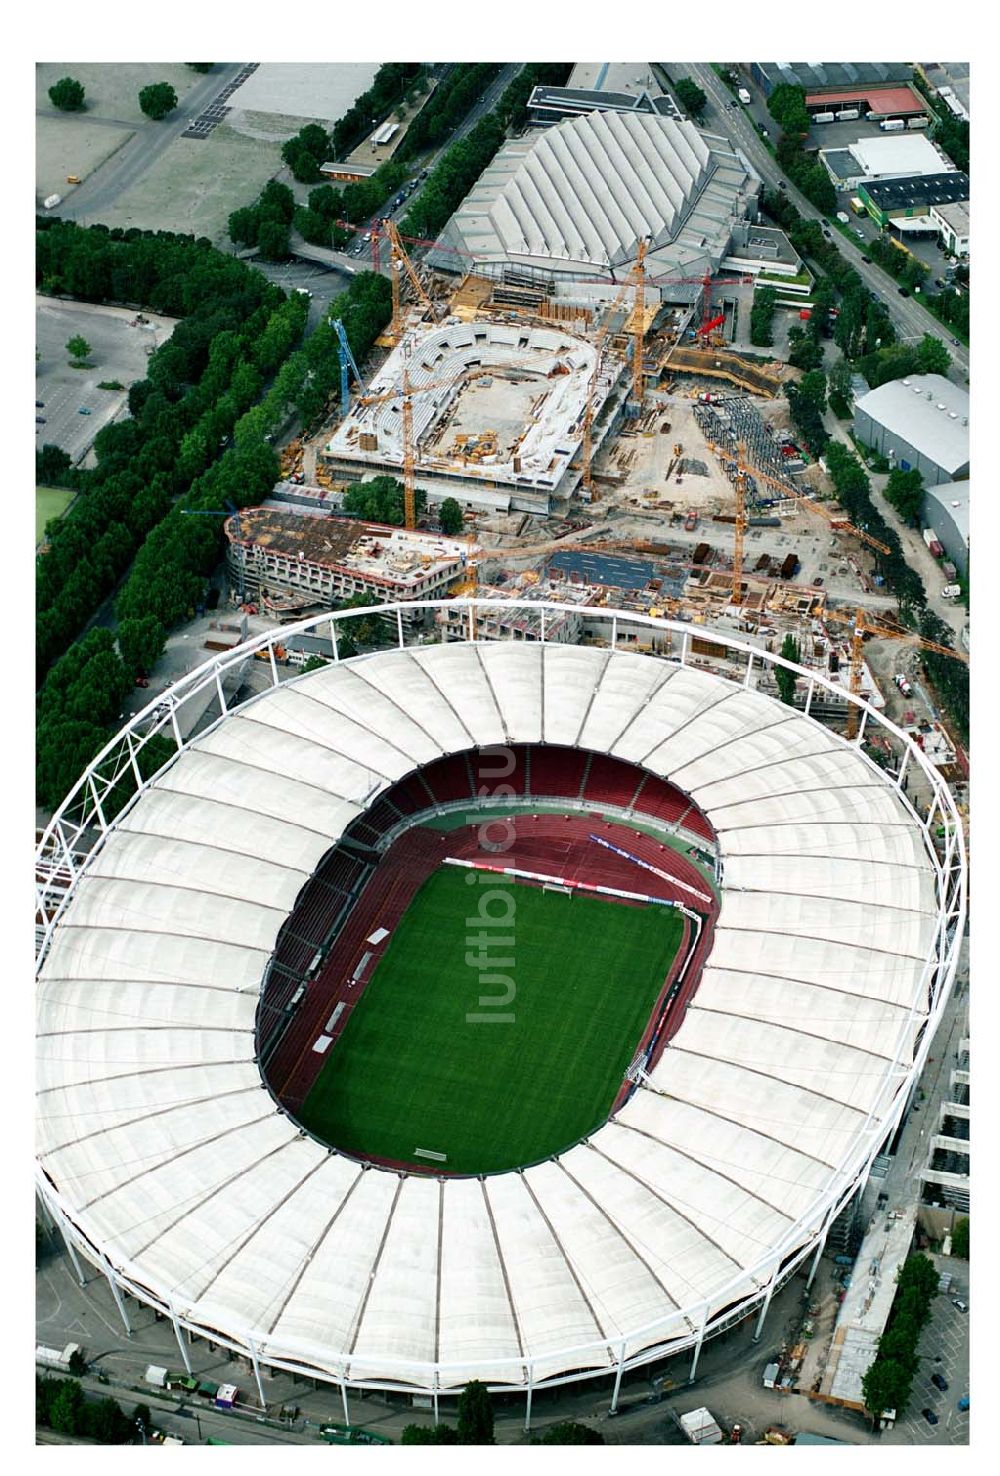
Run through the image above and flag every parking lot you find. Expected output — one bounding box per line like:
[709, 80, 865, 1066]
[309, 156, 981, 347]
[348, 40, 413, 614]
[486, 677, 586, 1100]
[35, 297, 176, 463]
[886, 1259, 969, 1446]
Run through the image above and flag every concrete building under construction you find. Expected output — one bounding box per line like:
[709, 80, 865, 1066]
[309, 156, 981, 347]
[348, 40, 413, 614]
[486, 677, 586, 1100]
[322, 318, 626, 516]
[224, 508, 473, 622]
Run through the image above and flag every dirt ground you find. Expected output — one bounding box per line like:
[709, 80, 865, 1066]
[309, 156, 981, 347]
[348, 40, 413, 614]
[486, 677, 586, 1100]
[86, 123, 284, 241]
[35, 114, 134, 204]
[36, 63, 202, 125]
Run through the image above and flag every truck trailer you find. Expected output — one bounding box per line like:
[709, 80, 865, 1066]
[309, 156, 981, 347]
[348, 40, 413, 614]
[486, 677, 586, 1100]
[923, 527, 945, 557]
[737, 87, 751, 104]
[880, 118, 905, 131]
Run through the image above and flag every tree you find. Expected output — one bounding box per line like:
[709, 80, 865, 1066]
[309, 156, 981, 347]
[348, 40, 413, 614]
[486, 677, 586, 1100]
[749, 286, 777, 347]
[67, 1347, 87, 1377]
[438, 497, 464, 535]
[49, 76, 86, 111]
[300, 654, 329, 673]
[37, 443, 74, 485]
[914, 332, 951, 377]
[50, 1380, 85, 1435]
[138, 83, 178, 121]
[186, 63, 214, 72]
[885, 467, 924, 524]
[797, 368, 827, 415]
[951, 1216, 969, 1259]
[132, 1402, 153, 1436]
[767, 83, 810, 136]
[787, 327, 824, 371]
[66, 334, 91, 365]
[456, 1380, 494, 1444]
[534, 1421, 604, 1444]
[776, 634, 800, 706]
[117, 614, 165, 676]
[673, 78, 707, 119]
[862, 1356, 911, 1424]
[257, 218, 291, 262]
[401, 1423, 459, 1443]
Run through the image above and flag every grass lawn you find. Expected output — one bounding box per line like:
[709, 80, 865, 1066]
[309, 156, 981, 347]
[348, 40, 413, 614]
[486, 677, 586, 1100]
[36, 485, 75, 544]
[299, 867, 684, 1174]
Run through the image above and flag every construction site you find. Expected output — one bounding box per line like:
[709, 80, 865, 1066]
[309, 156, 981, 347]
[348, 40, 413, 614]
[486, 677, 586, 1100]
[255, 215, 968, 777]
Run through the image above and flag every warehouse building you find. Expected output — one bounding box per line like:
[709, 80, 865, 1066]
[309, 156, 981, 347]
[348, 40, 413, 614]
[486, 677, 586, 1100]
[428, 110, 758, 301]
[858, 171, 969, 228]
[802, 82, 927, 120]
[225, 509, 473, 620]
[930, 200, 970, 257]
[922, 480, 969, 577]
[748, 62, 913, 97]
[822, 133, 955, 191]
[853, 375, 969, 487]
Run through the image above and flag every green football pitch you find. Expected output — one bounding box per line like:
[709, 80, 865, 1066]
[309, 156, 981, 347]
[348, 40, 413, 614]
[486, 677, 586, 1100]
[298, 866, 685, 1174]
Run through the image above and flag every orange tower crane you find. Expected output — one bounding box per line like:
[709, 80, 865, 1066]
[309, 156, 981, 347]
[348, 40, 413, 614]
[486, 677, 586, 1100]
[379, 218, 437, 343]
[824, 608, 968, 739]
[722, 449, 891, 608]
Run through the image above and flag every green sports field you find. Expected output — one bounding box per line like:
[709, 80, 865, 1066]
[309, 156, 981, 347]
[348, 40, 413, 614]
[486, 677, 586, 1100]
[36, 485, 75, 544]
[298, 867, 684, 1174]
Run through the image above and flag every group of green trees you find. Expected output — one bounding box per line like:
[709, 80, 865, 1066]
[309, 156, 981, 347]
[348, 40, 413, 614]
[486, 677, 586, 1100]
[785, 368, 828, 456]
[400, 64, 571, 243]
[331, 64, 425, 159]
[766, 85, 837, 214]
[281, 122, 334, 185]
[35, 218, 393, 811]
[402, 64, 501, 154]
[951, 1217, 969, 1259]
[228, 179, 299, 262]
[861, 1254, 940, 1422]
[823, 442, 927, 616]
[37, 1374, 149, 1444]
[400, 1380, 601, 1445]
[749, 285, 777, 346]
[342, 475, 421, 527]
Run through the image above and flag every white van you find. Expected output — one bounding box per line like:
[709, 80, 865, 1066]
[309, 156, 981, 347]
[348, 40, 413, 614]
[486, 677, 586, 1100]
[941, 583, 961, 600]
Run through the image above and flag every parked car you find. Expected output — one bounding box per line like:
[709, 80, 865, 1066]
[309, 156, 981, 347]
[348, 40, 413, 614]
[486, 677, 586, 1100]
[78, 406, 92, 415]
[951, 338, 961, 346]
[952, 1298, 968, 1312]
[922, 1408, 939, 1426]
[36, 416, 46, 424]
[931, 1373, 949, 1392]
[854, 228, 865, 239]
[897, 287, 910, 297]
[777, 179, 786, 189]
[861, 255, 871, 263]
[36, 400, 44, 408]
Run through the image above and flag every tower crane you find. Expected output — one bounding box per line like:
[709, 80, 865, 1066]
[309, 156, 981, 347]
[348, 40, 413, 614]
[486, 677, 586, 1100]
[724, 449, 891, 608]
[329, 317, 365, 419]
[822, 608, 968, 739]
[376, 218, 437, 342]
[358, 368, 457, 531]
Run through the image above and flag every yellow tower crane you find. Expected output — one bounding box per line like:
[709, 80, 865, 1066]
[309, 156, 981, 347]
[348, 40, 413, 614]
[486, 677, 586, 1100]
[823, 607, 968, 738]
[359, 368, 455, 530]
[630, 238, 649, 410]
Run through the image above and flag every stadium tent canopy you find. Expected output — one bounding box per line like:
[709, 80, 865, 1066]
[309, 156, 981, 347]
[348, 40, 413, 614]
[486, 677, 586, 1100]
[37, 643, 938, 1391]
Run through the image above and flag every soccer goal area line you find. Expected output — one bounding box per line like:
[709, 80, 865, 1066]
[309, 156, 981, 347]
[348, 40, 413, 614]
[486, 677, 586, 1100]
[443, 856, 680, 910]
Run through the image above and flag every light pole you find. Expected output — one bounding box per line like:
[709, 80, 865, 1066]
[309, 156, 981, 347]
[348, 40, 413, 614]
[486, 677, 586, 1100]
[135, 1417, 146, 1446]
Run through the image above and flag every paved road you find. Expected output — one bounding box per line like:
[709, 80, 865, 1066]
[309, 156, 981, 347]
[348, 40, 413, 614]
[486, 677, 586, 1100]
[677, 65, 969, 383]
[50, 64, 248, 223]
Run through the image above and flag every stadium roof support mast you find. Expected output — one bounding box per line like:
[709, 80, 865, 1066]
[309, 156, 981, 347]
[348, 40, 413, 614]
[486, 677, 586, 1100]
[330, 317, 364, 419]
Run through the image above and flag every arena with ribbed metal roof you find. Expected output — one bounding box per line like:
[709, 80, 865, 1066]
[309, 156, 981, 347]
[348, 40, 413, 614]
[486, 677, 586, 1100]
[429, 111, 758, 290]
[35, 606, 965, 1417]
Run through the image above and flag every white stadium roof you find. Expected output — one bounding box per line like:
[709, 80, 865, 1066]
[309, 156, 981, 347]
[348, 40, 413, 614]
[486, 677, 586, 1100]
[36, 636, 951, 1394]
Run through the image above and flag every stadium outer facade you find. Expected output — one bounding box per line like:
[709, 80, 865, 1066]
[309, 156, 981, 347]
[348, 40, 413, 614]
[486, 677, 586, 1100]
[35, 602, 966, 1426]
